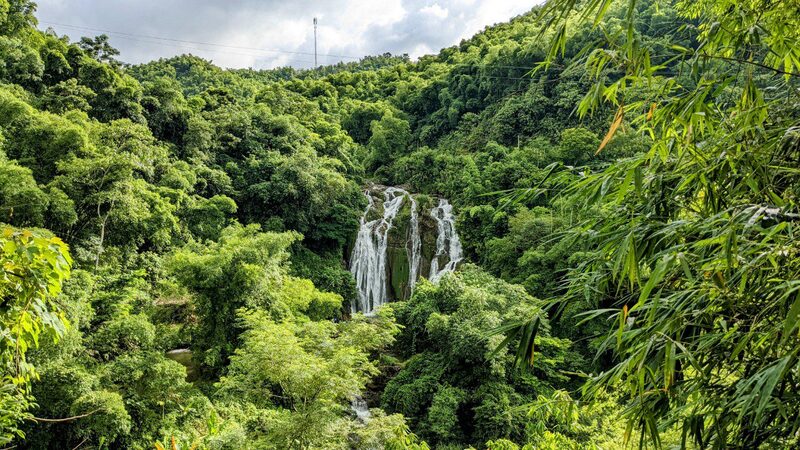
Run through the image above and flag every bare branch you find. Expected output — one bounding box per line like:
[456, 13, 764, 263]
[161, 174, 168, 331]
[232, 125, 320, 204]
[31, 408, 102, 423]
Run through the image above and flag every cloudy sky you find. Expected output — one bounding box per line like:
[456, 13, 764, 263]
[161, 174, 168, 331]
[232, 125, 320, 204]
[34, 0, 538, 70]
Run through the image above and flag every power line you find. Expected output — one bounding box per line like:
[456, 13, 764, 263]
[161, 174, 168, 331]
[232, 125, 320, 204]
[79, 32, 318, 67]
[40, 20, 573, 73]
[39, 24, 536, 72]
[39, 20, 556, 71]
[39, 20, 362, 61]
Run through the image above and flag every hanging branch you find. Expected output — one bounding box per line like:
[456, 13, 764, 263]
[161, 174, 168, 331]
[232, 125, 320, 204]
[31, 408, 102, 423]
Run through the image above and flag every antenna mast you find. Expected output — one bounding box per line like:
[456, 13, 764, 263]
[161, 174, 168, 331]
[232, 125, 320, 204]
[313, 17, 318, 67]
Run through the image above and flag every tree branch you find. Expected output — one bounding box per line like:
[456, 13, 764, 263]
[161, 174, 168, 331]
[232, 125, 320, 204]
[31, 408, 101, 423]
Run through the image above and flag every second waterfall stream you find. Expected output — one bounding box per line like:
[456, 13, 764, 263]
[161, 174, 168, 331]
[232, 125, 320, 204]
[349, 187, 462, 314]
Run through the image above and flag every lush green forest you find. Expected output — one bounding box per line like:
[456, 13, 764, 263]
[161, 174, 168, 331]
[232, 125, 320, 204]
[1, 0, 799, 448]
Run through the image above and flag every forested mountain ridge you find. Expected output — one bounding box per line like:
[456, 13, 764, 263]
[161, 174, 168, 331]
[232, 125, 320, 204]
[1, 0, 799, 448]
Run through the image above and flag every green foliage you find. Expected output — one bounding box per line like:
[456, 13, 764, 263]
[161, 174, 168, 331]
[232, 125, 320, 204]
[90, 313, 156, 360]
[0, 0, 36, 37]
[0, 87, 90, 181]
[103, 352, 204, 445]
[341, 99, 392, 145]
[489, 85, 551, 146]
[0, 154, 48, 226]
[482, 206, 579, 299]
[140, 77, 191, 144]
[367, 112, 411, 171]
[425, 385, 465, 443]
[69, 390, 132, 446]
[290, 243, 357, 309]
[350, 410, 431, 450]
[78, 34, 120, 66]
[76, 56, 144, 123]
[0, 226, 72, 443]
[555, 127, 599, 166]
[38, 79, 96, 114]
[384, 266, 579, 447]
[237, 145, 362, 248]
[216, 306, 400, 448]
[169, 224, 300, 370]
[181, 194, 237, 242]
[508, 0, 800, 447]
[0, 36, 42, 88]
[2, 0, 796, 447]
[16, 259, 219, 449]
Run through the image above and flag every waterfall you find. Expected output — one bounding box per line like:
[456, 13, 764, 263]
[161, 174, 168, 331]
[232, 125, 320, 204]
[350, 187, 461, 314]
[429, 198, 463, 283]
[351, 395, 371, 423]
[349, 188, 406, 314]
[407, 196, 422, 293]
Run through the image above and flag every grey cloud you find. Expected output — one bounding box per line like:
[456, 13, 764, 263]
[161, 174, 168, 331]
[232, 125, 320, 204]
[35, 0, 536, 69]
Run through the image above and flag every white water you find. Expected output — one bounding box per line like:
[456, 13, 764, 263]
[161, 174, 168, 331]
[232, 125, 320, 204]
[351, 395, 371, 423]
[429, 198, 463, 283]
[350, 187, 461, 314]
[349, 188, 406, 314]
[407, 195, 422, 293]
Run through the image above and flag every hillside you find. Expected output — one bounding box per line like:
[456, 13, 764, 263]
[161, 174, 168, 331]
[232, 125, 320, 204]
[1, 0, 799, 448]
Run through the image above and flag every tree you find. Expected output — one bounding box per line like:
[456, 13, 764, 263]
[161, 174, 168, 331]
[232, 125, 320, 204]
[0, 87, 91, 182]
[489, 85, 550, 146]
[238, 147, 363, 249]
[0, 155, 48, 226]
[39, 79, 96, 114]
[0, 0, 37, 37]
[168, 225, 301, 370]
[0, 227, 72, 444]
[0, 36, 43, 88]
[216, 307, 399, 448]
[384, 266, 579, 447]
[367, 113, 411, 171]
[140, 77, 191, 144]
[341, 99, 392, 145]
[76, 56, 144, 122]
[78, 34, 120, 67]
[554, 127, 598, 166]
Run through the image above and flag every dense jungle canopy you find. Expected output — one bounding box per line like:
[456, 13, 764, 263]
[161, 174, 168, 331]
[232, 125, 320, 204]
[1, 0, 799, 448]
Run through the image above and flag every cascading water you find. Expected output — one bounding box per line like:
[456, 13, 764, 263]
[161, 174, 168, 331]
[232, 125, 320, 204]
[407, 196, 422, 293]
[350, 187, 462, 314]
[349, 188, 407, 314]
[351, 395, 371, 423]
[429, 198, 463, 283]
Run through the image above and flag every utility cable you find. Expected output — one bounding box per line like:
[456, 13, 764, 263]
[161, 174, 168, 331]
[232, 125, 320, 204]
[39, 20, 361, 60]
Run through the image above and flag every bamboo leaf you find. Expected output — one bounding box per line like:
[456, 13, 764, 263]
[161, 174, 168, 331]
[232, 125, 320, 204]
[597, 106, 624, 155]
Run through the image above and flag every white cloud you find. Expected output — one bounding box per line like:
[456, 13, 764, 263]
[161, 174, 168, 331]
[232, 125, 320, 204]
[420, 4, 449, 19]
[34, 0, 538, 69]
[409, 43, 434, 59]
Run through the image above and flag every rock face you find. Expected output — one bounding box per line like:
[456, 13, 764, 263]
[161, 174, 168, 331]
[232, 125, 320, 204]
[349, 186, 462, 314]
